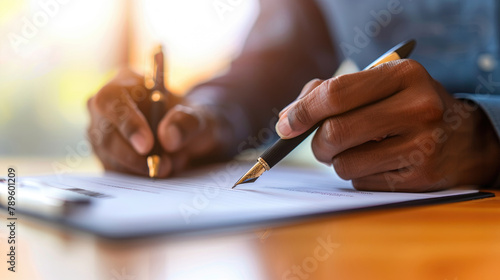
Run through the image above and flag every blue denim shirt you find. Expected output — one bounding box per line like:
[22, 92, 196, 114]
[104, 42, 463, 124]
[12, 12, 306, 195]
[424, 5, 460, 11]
[316, 0, 500, 141]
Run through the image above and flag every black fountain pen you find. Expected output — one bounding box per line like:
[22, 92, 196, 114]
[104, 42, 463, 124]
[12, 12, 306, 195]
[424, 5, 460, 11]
[146, 45, 168, 178]
[233, 39, 416, 188]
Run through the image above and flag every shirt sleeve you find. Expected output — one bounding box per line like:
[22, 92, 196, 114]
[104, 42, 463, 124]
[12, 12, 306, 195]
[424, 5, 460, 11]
[454, 93, 500, 188]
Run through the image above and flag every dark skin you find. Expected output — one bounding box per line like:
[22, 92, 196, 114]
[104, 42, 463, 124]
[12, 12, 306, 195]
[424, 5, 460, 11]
[87, 0, 500, 191]
[87, 69, 233, 177]
[87, 0, 336, 177]
[277, 60, 500, 191]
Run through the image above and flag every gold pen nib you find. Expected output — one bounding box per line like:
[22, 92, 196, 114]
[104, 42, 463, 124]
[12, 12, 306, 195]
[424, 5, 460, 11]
[147, 155, 161, 178]
[232, 158, 269, 189]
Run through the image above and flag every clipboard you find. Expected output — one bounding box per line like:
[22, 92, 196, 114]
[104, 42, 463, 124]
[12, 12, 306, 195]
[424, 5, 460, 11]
[0, 164, 494, 239]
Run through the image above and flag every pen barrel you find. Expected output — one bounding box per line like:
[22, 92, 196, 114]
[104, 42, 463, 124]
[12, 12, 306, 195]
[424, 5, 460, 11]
[148, 96, 167, 156]
[154, 51, 166, 90]
[261, 123, 320, 168]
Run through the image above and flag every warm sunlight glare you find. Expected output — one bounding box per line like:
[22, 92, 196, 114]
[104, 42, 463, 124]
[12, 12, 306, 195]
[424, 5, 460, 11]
[133, 0, 259, 94]
[0, 0, 259, 156]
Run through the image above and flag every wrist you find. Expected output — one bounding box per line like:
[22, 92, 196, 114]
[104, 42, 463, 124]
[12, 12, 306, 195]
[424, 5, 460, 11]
[478, 110, 500, 187]
[185, 86, 252, 158]
[457, 101, 500, 187]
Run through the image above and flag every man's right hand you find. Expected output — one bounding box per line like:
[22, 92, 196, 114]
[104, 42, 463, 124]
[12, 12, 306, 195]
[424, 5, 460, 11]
[87, 68, 237, 177]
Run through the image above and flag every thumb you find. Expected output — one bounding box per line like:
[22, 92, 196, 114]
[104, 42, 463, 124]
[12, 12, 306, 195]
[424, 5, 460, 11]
[158, 105, 205, 152]
[279, 79, 324, 118]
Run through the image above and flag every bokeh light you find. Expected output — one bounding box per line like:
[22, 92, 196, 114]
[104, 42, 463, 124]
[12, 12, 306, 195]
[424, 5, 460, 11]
[0, 0, 258, 156]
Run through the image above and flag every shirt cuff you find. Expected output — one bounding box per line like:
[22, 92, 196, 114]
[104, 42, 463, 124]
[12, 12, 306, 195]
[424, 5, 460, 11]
[454, 93, 500, 188]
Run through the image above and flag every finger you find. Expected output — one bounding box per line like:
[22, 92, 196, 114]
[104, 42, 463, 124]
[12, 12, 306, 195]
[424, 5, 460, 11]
[327, 136, 414, 180]
[299, 79, 325, 99]
[109, 68, 152, 105]
[94, 128, 177, 178]
[87, 98, 116, 146]
[94, 145, 146, 176]
[158, 105, 206, 153]
[351, 168, 449, 193]
[169, 153, 189, 175]
[310, 90, 415, 161]
[90, 87, 154, 155]
[277, 59, 428, 138]
[99, 153, 145, 176]
[92, 127, 149, 176]
[87, 110, 148, 177]
[156, 155, 173, 178]
[100, 150, 176, 179]
[279, 79, 324, 117]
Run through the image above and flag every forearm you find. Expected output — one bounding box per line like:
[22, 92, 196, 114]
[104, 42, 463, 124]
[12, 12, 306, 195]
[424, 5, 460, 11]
[186, 0, 338, 152]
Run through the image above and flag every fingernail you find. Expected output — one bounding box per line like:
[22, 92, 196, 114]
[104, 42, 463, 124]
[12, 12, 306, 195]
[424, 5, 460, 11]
[130, 132, 148, 154]
[164, 125, 182, 151]
[279, 102, 296, 117]
[276, 117, 292, 138]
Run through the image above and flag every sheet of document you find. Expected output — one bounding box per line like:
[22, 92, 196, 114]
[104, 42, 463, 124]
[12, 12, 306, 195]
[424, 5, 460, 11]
[4, 162, 478, 238]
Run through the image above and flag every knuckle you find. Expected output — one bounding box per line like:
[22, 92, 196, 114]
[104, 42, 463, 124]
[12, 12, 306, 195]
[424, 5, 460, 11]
[332, 155, 352, 180]
[395, 59, 428, 84]
[304, 78, 322, 89]
[323, 118, 347, 148]
[93, 84, 118, 114]
[94, 85, 133, 117]
[311, 143, 331, 164]
[307, 78, 324, 89]
[351, 179, 367, 191]
[323, 77, 345, 114]
[288, 101, 313, 129]
[425, 96, 445, 122]
[300, 79, 324, 99]
[175, 105, 206, 133]
[413, 93, 445, 123]
[398, 59, 426, 75]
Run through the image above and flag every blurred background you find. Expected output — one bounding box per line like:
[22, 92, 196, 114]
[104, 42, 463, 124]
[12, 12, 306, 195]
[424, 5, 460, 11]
[0, 0, 259, 156]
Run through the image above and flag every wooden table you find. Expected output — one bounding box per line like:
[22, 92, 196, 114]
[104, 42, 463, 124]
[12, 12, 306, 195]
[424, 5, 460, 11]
[1, 158, 499, 280]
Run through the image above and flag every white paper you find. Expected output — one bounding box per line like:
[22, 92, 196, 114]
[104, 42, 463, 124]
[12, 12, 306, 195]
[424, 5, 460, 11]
[5, 162, 478, 237]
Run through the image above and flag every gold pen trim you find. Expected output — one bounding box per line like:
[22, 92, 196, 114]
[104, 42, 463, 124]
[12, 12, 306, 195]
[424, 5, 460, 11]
[232, 157, 270, 189]
[257, 157, 271, 171]
[147, 155, 160, 178]
[151, 90, 164, 102]
[366, 52, 400, 69]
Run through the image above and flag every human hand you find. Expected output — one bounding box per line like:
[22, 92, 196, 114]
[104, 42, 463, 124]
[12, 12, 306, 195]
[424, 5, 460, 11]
[87, 68, 237, 177]
[276, 60, 500, 192]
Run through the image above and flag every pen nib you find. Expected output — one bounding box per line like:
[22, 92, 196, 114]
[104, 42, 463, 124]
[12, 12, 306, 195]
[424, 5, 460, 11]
[232, 161, 267, 189]
[232, 177, 258, 189]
